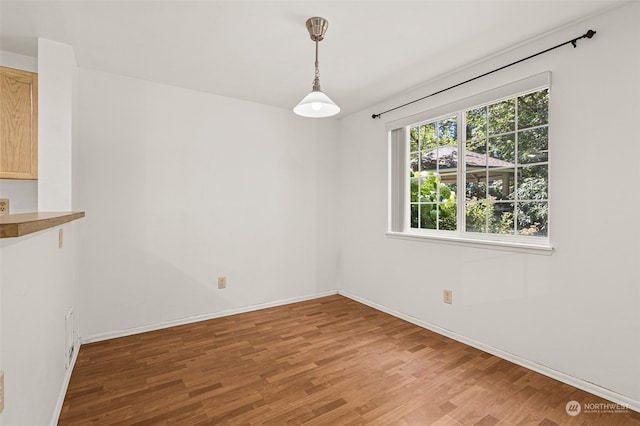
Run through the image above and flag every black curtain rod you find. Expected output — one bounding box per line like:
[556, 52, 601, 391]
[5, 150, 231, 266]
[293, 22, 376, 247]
[371, 29, 596, 120]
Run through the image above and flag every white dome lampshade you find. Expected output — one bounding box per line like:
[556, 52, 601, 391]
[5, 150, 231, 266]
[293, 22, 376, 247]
[294, 90, 340, 118]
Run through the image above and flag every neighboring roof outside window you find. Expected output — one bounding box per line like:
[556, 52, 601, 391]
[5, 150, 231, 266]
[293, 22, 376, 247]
[411, 145, 515, 180]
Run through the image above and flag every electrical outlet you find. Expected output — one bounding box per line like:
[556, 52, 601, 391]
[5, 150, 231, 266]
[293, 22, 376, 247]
[0, 369, 4, 413]
[217, 276, 227, 289]
[443, 289, 453, 304]
[0, 199, 9, 215]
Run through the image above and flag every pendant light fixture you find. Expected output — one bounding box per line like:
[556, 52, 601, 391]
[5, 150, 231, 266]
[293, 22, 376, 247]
[293, 17, 340, 118]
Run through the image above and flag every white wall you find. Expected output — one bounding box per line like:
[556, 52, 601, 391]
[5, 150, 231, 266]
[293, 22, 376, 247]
[0, 51, 37, 73]
[75, 69, 340, 339]
[0, 222, 81, 426]
[38, 38, 76, 212]
[0, 40, 80, 426]
[339, 2, 640, 408]
[0, 51, 38, 212]
[0, 180, 37, 214]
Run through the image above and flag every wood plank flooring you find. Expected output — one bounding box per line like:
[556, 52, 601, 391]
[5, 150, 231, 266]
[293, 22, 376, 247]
[59, 295, 640, 425]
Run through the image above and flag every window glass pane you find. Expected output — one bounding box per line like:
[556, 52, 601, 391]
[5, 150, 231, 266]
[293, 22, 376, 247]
[466, 201, 487, 233]
[518, 127, 548, 165]
[420, 123, 437, 150]
[489, 202, 515, 235]
[466, 136, 486, 154]
[419, 121, 436, 172]
[517, 202, 548, 236]
[437, 117, 458, 172]
[517, 165, 548, 200]
[419, 173, 437, 202]
[488, 99, 515, 135]
[420, 150, 438, 172]
[437, 152, 457, 175]
[420, 203, 437, 229]
[410, 126, 419, 153]
[439, 203, 457, 230]
[488, 133, 515, 164]
[410, 204, 419, 229]
[466, 107, 486, 141]
[439, 170, 457, 187]
[439, 116, 458, 145]
[410, 152, 420, 172]
[465, 175, 486, 200]
[410, 178, 421, 202]
[439, 182, 457, 202]
[488, 172, 514, 200]
[518, 89, 549, 129]
[466, 138, 486, 181]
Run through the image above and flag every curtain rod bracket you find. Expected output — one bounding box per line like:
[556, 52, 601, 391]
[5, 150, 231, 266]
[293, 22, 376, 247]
[371, 29, 596, 120]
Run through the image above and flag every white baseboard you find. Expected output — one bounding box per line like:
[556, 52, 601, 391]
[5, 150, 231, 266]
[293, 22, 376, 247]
[339, 290, 640, 414]
[50, 337, 81, 426]
[81, 290, 339, 344]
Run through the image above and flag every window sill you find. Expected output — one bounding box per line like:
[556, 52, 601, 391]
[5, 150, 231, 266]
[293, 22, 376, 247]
[385, 231, 553, 255]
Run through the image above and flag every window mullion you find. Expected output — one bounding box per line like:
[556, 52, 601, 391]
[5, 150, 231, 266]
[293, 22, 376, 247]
[514, 96, 519, 234]
[458, 114, 464, 236]
[435, 120, 440, 230]
[403, 128, 410, 232]
[485, 107, 490, 234]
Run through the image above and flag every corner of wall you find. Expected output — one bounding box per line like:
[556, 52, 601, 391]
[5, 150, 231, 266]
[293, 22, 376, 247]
[37, 38, 77, 212]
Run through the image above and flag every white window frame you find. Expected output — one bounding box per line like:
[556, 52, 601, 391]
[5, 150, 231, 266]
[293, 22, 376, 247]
[387, 72, 553, 255]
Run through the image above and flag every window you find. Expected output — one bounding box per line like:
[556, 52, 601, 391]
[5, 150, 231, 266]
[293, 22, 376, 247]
[464, 90, 549, 237]
[388, 73, 551, 252]
[409, 116, 459, 231]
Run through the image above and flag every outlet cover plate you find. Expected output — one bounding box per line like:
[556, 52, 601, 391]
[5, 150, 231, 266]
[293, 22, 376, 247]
[0, 199, 8, 215]
[443, 289, 453, 304]
[218, 276, 227, 289]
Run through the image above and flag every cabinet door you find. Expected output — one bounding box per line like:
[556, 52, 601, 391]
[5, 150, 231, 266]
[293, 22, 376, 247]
[0, 66, 38, 180]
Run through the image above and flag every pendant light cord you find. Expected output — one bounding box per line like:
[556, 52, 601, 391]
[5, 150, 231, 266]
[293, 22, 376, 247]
[371, 29, 596, 119]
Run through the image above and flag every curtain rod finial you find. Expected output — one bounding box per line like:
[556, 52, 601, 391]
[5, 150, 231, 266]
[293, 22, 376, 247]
[372, 113, 381, 119]
[585, 29, 596, 39]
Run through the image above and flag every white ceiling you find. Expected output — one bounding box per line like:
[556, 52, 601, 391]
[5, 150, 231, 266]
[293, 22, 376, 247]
[0, 1, 623, 117]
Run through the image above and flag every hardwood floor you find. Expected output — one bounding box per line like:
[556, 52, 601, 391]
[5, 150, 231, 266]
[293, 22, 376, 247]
[59, 295, 640, 425]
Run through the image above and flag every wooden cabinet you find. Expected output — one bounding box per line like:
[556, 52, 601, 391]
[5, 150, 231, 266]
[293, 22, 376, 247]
[0, 66, 38, 180]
